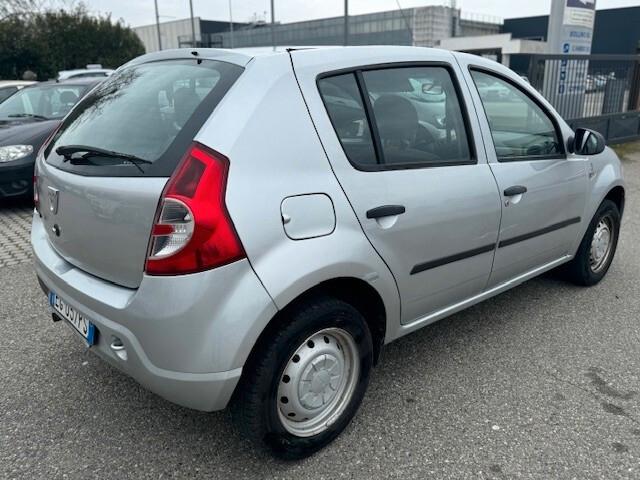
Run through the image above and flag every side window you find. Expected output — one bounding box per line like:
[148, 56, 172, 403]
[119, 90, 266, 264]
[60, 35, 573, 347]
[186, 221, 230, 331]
[0, 87, 18, 103]
[362, 67, 472, 166]
[319, 66, 473, 169]
[470, 70, 563, 161]
[318, 74, 378, 167]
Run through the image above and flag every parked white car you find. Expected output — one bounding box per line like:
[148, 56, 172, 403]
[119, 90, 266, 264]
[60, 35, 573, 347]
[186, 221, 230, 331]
[57, 68, 114, 81]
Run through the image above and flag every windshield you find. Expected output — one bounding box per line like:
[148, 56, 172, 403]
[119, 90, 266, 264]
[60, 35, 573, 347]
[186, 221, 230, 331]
[46, 58, 243, 177]
[0, 84, 89, 120]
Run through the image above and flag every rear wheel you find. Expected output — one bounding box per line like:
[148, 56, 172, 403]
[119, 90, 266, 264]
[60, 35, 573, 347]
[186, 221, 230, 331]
[564, 199, 620, 286]
[231, 297, 373, 459]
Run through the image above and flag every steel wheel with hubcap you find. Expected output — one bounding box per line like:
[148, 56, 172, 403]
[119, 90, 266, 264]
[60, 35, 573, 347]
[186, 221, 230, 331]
[564, 199, 620, 286]
[589, 214, 615, 274]
[231, 296, 373, 460]
[277, 328, 360, 437]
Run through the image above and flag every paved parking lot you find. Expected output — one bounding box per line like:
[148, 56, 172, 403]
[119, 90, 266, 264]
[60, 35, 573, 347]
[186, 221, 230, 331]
[1, 144, 639, 479]
[0, 201, 31, 268]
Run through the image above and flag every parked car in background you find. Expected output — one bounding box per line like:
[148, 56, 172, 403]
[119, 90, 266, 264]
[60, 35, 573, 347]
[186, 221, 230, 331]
[57, 67, 114, 81]
[32, 47, 624, 459]
[0, 81, 37, 104]
[0, 78, 101, 198]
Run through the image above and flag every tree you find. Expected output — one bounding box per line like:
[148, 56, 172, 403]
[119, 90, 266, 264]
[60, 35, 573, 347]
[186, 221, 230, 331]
[0, 5, 145, 79]
[0, 0, 72, 20]
[0, 0, 39, 20]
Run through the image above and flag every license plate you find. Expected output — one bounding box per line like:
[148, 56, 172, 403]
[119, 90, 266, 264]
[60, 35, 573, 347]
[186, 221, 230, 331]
[49, 291, 96, 346]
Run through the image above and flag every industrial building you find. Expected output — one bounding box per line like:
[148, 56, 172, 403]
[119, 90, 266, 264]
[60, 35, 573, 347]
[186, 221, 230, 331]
[503, 5, 640, 55]
[133, 5, 640, 57]
[133, 5, 501, 52]
[133, 17, 245, 52]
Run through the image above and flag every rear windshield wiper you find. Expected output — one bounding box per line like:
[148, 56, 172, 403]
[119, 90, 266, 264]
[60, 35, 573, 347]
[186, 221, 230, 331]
[55, 145, 152, 173]
[8, 113, 49, 121]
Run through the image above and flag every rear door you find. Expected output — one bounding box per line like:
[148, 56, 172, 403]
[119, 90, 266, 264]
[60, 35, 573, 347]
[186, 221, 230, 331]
[36, 56, 244, 288]
[292, 48, 502, 325]
[458, 61, 589, 287]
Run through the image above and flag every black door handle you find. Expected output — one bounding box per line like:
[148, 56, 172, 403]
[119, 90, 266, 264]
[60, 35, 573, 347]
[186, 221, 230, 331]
[503, 185, 527, 196]
[366, 205, 406, 219]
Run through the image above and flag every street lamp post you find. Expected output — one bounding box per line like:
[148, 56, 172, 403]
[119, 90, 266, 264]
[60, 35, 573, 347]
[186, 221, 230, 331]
[189, 0, 196, 47]
[344, 0, 348, 46]
[228, 0, 234, 48]
[271, 0, 276, 51]
[154, 0, 162, 50]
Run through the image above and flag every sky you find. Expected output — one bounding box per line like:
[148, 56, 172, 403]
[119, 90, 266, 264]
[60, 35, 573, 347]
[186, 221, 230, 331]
[83, 0, 640, 27]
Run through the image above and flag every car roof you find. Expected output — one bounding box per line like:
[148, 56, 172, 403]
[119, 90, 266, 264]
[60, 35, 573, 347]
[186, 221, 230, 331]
[0, 80, 36, 87]
[127, 45, 457, 68]
[58, 68, 113, 75]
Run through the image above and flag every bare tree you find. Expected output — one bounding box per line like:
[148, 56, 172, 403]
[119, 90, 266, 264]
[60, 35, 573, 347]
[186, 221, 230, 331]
[0, 0, 76, 20]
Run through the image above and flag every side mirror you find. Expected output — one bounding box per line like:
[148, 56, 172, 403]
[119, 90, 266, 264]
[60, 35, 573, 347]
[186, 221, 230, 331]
[569, 128, 606, 155]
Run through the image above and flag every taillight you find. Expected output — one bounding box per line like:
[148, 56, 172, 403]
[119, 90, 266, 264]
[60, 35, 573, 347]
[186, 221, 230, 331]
[145, 143, 245, 275]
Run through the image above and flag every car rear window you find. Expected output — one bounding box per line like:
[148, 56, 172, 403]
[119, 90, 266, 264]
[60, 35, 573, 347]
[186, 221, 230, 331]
[45, 59, 243, 177]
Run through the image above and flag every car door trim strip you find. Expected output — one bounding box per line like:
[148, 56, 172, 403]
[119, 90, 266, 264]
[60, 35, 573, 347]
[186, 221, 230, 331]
[498, 217, 582, 248]
[410, 244, 497, 275]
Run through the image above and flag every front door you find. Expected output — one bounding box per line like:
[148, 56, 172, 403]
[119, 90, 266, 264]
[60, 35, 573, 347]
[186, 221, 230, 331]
[462, 66, 589, 286]
[291, 49, 502, 324]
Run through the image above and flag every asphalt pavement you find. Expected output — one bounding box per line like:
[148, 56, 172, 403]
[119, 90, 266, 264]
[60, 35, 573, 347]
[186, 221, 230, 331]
[1, 144, 639, 479]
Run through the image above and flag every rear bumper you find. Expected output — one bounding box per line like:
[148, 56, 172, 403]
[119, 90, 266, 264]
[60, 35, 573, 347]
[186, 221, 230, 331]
[31, 213, 278, 411]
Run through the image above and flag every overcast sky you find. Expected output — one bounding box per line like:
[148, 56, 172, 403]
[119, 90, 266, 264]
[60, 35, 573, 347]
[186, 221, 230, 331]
[83, 0, 640, 28]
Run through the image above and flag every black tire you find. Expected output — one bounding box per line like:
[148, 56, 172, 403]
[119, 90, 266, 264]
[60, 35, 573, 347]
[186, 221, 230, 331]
[230, 296, 373, 460]
[564, 199, 620, 286]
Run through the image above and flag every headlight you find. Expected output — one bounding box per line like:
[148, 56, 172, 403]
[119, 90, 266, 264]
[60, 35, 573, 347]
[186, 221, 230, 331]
[0, 145, 34, 163]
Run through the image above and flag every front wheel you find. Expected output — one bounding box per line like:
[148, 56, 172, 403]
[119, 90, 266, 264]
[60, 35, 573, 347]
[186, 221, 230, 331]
[564, 199, 620, 286]
[231, 297, 373, 459]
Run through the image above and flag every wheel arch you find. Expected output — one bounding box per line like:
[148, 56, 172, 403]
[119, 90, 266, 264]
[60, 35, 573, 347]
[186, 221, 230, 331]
[243, 277, 388, 373]
[572, 155, 625, 256]
[604, 185, 625, 217]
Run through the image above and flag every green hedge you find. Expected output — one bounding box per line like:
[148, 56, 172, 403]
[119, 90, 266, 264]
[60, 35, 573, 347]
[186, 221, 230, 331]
[0, 7, 145, 80]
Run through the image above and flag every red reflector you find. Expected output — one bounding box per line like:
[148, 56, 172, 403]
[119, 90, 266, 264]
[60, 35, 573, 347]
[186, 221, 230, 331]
[152, 224, 175, 236]
[145, 143, 245, 275]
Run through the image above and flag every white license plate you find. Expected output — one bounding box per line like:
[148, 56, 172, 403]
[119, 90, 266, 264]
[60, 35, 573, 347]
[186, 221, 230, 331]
[49, 291, 96, 345]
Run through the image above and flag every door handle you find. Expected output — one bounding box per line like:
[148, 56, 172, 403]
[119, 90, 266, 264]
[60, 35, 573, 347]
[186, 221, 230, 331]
[366, 205, 406, 219]
[503, 185, 527, 197]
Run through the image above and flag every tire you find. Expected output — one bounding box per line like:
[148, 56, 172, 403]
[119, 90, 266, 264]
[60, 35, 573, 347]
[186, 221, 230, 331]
[230, 296, 373, 460]
[564, 199, 620, 286]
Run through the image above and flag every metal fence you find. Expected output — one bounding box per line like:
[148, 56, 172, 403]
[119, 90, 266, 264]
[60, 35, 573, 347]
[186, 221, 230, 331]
[510, 54, 640, 143]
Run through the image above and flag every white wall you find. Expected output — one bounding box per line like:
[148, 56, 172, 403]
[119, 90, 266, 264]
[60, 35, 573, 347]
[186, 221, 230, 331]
[134, 18, 201, 53]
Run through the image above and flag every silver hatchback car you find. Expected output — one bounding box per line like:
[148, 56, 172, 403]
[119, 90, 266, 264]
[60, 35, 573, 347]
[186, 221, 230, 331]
[32, 47, 625, 458]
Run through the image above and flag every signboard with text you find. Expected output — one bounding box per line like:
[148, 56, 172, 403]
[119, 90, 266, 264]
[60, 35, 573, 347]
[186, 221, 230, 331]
[564, 0, 596, 28]
[544, 0, 596, 118]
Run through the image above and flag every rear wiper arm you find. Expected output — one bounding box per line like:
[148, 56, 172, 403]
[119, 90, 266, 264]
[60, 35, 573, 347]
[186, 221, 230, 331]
[55, 145, 152, 173]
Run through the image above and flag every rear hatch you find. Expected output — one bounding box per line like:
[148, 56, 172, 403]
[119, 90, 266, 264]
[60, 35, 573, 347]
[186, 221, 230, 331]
[36, 56, 244, 288]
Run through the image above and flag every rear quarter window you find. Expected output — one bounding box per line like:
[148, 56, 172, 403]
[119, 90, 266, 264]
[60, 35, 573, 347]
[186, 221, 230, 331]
[45, 59, 243, 177]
